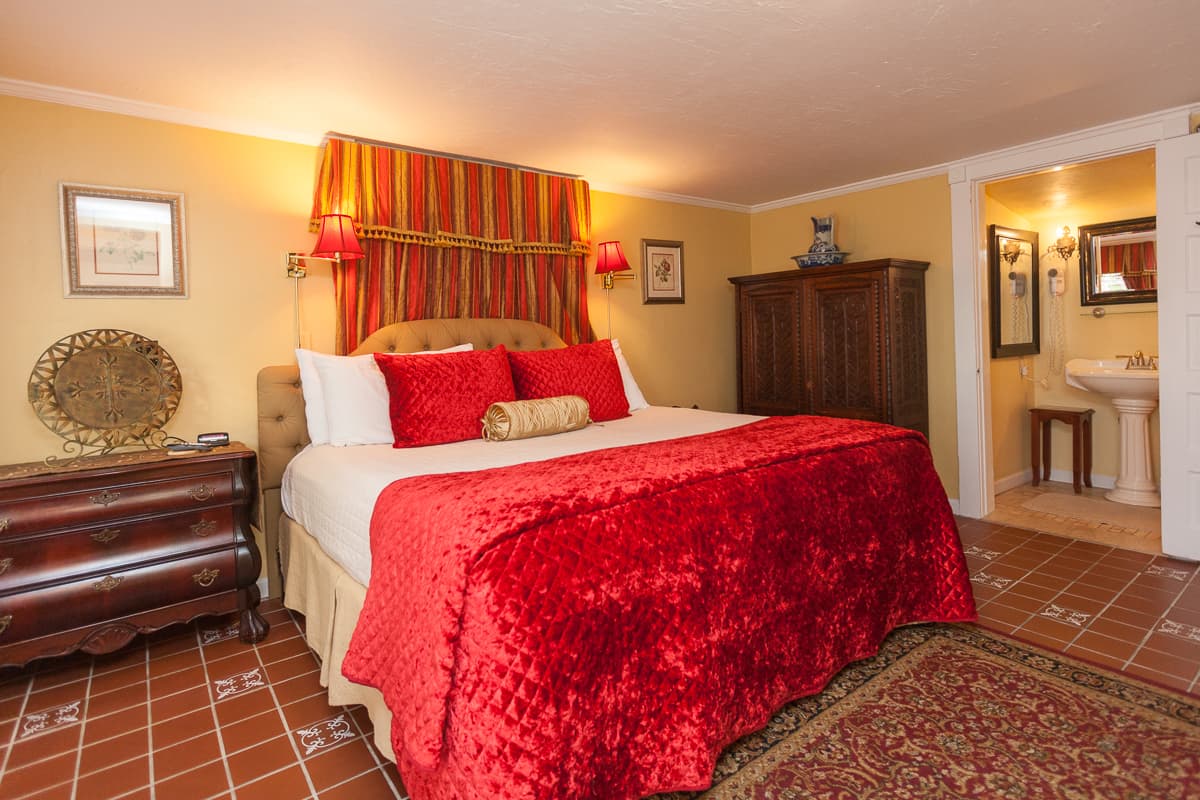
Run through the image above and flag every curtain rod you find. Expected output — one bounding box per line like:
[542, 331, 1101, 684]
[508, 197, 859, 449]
[324, 132, 582, 180]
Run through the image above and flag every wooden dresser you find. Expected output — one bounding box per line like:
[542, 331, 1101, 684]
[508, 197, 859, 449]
[0, 444, 268, 667]
[729, 259, 930, 436]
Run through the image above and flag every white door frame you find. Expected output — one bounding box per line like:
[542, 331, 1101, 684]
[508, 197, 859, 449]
[949, 106, 1196, 520]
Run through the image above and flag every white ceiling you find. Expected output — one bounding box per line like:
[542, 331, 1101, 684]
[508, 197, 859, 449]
[3, 0, 1198, 207]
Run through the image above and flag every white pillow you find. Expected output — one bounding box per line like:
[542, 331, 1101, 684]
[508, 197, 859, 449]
[610, 339, 649, 411]
[295, 349, 331, 445]
[296, 344, 473, 446]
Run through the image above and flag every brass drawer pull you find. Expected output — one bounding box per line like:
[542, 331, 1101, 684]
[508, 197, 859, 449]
[0, 614, 11, 636]
[93, 575, 123, 592]
[90, 490, 121, 506]
[192, 568, 220, 588]
[190, 520, 217, 537]
[0, 518, 9, 532]
[91, 528, 121, 544]
[0, 557, 12, 576]
[187, 484, 215, 502]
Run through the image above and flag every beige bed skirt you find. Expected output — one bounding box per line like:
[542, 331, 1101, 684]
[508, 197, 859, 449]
[279, 514, 397, 761]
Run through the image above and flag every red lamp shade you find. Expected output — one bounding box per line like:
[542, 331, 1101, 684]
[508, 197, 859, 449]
[594, 240, 630, 274]
[311, 214, 365, 260]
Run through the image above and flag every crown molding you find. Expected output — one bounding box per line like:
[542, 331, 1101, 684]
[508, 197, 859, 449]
[749, 102, 1200, 213]
[949, 103, 1199, 182]
[749, 161, 952, 214]
[5, 75, 1197, 214]
[0, 76, 322, 146]
[587, 181, 751, 213]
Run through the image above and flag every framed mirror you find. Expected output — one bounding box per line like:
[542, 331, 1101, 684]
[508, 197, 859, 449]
[988, 224, 1039, 358]
[1078, 216, 1156, 306]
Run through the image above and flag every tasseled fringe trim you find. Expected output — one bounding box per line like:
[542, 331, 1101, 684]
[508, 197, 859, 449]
[308, 220, 590, 256]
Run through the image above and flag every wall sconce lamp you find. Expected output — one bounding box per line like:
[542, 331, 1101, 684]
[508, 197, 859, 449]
[594, 240, 635, 339]
[1044, 226, 1078, 261]
[999, 238, 1025, 266]
[285, 214, 365, 346]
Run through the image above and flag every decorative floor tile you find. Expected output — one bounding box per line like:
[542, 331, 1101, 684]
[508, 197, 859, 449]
[213, 668, 265, 700]
[19, 699, 83, 739]
[1157, 619, 1200, 642]
[971, 572, 1013, 589]
[964, 545, 1001, 561]
[200, 622, 242, 645]
[1144, 565, 1192, 581]
[1039, 604, 1092, 627]
[295, 713, 357, 756]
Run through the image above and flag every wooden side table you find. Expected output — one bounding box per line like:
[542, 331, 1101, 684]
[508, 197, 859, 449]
[1029, 407, 1095, 494]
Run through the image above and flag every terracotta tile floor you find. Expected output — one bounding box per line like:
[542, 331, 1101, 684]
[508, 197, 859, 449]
[1, 520, 1197, 799]
[960, 516, 1200, 695]
[0, 601, 406, 800]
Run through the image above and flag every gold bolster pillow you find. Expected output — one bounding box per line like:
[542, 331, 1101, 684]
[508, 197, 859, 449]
[482, 395, 591, 441]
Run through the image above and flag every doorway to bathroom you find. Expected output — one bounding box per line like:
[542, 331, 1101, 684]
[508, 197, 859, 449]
[978, 151, 1162, 553]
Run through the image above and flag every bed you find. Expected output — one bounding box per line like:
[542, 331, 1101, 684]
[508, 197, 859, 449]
[256, 317, 976, 800]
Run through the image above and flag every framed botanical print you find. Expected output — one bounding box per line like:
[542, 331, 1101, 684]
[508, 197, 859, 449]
[60, 183, 187, 298]
[641, 239, 684, 304]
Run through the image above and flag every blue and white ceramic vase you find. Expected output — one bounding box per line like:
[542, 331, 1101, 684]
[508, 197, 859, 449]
[791, 215, 849, 267]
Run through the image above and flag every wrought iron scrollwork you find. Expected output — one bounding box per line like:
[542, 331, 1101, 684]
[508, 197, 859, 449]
[27, 329, 182, 466]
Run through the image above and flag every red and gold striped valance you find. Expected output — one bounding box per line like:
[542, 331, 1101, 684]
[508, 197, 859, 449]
[311, 138, 591, 257]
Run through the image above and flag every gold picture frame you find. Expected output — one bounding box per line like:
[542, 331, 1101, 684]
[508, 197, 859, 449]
[60, 183, 187, 298]
[641, 239, 684, 304]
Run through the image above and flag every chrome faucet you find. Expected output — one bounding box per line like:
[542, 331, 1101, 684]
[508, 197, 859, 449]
[1116, 350, 1157, 370]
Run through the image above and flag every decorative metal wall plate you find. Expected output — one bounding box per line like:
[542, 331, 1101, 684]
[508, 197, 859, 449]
[27, 329, 182, 463]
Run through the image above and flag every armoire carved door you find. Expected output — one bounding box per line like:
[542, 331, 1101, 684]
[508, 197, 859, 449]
[730, 259, 929, 437]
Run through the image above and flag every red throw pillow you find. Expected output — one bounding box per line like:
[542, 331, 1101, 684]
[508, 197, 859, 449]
[507, 340, 630, 422]
[374, 346, 516, 447]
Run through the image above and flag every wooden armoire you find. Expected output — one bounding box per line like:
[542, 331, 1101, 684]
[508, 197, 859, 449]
[729, 258, 929, 437]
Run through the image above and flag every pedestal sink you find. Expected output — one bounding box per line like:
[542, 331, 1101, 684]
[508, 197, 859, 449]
[1065, 358, 1159, 507]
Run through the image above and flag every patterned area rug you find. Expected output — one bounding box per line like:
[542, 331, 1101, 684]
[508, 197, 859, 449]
[655, 624, 1200, 799]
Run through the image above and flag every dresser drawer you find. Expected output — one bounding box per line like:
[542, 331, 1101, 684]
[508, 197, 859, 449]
[0, 550, 237, 644]
[0, 471, 236, 537]
[0, 508, 237, 594]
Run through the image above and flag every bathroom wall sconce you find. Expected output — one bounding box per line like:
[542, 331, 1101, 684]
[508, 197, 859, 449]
[999, 238, 1025, 266]
[285, 214, 365, 346]
[1044, 226, 1078, 261]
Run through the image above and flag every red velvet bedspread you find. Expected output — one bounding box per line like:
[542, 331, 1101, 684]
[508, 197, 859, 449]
[342, 415, 977, 799]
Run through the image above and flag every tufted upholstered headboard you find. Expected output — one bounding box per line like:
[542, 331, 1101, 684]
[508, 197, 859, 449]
[255, 318, 567, 596]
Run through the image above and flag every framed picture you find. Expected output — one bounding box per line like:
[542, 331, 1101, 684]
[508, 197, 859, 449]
[641, 239, 684, 304]
[60, 183, 187, 298]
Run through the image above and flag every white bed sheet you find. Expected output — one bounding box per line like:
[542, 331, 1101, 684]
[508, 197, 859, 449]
[281, 406, 759, 585]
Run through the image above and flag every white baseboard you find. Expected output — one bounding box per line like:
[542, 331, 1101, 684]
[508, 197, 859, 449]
[994, 469, 1034, 494]
[257, 576, 269, 600]
[993, 468, 1117, 493]
[947, 498, 961, 515]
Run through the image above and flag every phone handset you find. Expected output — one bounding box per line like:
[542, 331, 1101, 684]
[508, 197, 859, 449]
[1008, 271, 1027, 298]
[1047, 267, 1066, 296]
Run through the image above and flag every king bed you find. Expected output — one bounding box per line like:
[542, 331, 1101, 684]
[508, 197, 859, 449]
[256, 317, 976, 800]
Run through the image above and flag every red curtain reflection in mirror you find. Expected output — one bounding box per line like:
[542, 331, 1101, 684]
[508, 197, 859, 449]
[1099, 241, 1157, 291]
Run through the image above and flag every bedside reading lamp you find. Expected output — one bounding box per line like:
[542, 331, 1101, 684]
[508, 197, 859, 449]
[595, 240, 634, 339]
[285, 214, 365, 347]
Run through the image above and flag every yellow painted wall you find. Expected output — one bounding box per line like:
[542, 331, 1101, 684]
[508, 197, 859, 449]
[0, 96, 750, 467]
[983, 196, 1037, 484]
[0, 95, 320, 465]
[588, 192, 749, 413]
[748, 175, 959, 498]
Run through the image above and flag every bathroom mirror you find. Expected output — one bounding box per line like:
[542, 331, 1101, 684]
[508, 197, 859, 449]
[988, 224, 1040, 358]
[1078, 216, 1156, 306]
